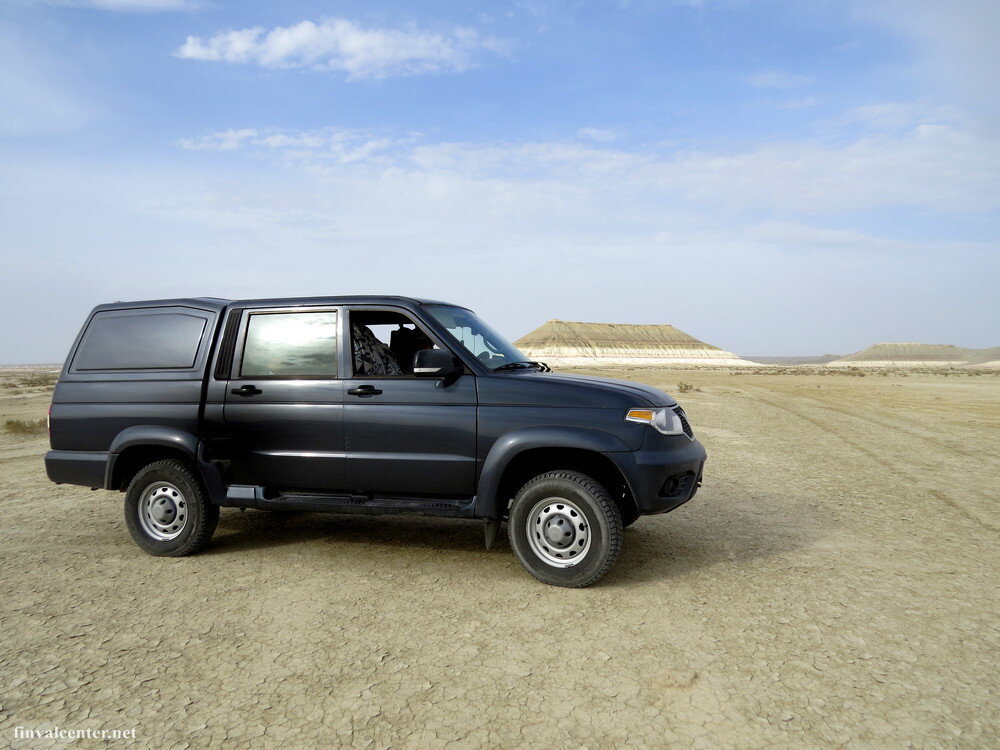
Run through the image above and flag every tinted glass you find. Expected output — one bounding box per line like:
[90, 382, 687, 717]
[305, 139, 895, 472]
[75, 311, 207, 370]
[241, 311, 338, 379]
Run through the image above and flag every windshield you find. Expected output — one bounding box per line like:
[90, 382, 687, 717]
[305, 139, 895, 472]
[426, 305, 527, 369]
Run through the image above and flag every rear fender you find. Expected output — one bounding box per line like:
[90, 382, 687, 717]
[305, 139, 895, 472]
[105, 427, 226, 504]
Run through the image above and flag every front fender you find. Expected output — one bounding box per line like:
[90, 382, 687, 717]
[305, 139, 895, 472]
[475, 426, 635, 519]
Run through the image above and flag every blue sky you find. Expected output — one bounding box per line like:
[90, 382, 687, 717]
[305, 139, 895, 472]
[1, 0, 998, 362]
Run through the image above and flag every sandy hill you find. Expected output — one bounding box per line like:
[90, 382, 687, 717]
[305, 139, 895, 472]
[514, 320, 758, 367]
[830, 343, 999, 367]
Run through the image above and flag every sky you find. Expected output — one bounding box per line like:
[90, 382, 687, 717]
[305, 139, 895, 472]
[1, 0, 998, 362]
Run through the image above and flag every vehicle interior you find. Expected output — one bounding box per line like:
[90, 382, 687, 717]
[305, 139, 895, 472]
[350, 310, 438, 376]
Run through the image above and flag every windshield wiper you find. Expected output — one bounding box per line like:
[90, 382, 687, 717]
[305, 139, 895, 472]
[492, 360, 551, 372]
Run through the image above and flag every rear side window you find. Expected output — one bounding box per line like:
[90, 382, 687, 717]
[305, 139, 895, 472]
[74, 311, 208, 371]
[240, 311, 338, 379]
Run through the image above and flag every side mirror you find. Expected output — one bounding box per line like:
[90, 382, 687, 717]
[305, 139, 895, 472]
[413, 349, 460, 379]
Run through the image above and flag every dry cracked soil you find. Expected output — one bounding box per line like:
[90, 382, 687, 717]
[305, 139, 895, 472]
[0, 367, 997, 748]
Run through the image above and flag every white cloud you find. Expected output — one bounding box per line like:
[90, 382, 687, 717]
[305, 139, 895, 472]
[744, 221, 905, 253]
[745, 69, 813, 88]
[663, 124, 999, 214]
[856, 0, 1000, 111]
[178, 109, 1000, 219]
[178, 128, 260, 151]
[175, 18, 508, 79]
[833, 101, 964, 132]
[6, 144, 995, 362]
[578, 127, 619, 142]
[6, 99, 999, 361]
[178, 127, 402, 165]
[24, 0, 199, 10]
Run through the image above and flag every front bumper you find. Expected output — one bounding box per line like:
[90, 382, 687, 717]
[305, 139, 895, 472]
[621, 433, 707, 515]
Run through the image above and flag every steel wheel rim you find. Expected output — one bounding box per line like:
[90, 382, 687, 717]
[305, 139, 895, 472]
[138, 481, 188, 541]
[526, 496, 591, 567]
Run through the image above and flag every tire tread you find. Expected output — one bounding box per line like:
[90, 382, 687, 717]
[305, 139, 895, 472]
[509, 470, 623, 588]
[125, 459, 218, 557]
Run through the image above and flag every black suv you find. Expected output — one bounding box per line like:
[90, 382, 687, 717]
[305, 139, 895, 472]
[45, 296, 705, 587]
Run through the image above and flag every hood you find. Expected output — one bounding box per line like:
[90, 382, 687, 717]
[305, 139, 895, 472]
[479, 369, 676, 409]
[535, 371, 677, 406]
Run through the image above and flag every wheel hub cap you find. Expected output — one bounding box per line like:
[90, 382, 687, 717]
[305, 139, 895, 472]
[543, 515, 575, 547]
[526, 497, 592, 568]
[138, 482, 188, 541]
[151, 499, 176, 524]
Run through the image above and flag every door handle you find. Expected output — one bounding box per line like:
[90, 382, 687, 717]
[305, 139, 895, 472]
[231, 384, 263, 397]
[347, 385, 383, 396]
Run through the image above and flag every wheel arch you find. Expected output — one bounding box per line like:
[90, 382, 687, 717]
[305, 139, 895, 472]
[105, 426, 200, 491]
[476, 427, 639, 521]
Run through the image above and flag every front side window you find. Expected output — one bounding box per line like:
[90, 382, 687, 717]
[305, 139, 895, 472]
[240, 311, 338, 379]
[350, 310, 439, 376]
[426, 305, 525, 369]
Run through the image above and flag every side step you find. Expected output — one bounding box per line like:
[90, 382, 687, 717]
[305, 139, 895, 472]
[222, 485, 476, 518]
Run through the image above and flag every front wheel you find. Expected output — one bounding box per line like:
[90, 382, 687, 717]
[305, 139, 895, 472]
[124, 459, 219, 556]
[508, 470, 623, 587]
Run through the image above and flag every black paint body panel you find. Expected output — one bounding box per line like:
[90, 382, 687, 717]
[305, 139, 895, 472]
[341, 375, 478, 496]
[223, 380, 345, 491]
[45, 295, 706, 521]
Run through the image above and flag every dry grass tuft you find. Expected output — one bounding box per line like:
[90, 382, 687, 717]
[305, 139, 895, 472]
[4, 418, 47, 435]
[18, 373, 59, 388]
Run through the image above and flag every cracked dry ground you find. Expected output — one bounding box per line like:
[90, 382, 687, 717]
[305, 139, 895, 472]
[0, 369, 997, 748]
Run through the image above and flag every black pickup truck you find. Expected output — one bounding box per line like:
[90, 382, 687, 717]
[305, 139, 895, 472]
[45, 296, 705, 587]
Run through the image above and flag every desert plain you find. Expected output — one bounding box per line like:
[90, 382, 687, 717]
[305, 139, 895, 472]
[0, 365, 997, 748]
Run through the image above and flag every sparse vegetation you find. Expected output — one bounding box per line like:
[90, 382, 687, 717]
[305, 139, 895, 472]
[4, 418, 47, 436]
[18, 373, 59, 388]
[677, 381, 694, 393]
[729, 366, 996, 378]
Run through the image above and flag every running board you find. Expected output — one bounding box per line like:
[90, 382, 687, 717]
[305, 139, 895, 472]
[221, 485, 476, 518]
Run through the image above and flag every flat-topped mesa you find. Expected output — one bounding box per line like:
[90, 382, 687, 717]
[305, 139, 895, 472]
[829, 342, 977, 367]
[514, 320, 759, 367]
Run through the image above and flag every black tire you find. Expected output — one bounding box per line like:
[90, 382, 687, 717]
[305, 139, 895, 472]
[508, 470, 623, 587]
[124, 459, 219, 556]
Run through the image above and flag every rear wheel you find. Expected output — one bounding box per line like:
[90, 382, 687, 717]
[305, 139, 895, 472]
[508, 470, 623, 587]
[124, 459, 218, 556]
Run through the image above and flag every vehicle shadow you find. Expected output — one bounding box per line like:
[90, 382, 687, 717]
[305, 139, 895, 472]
[206, 509, 488, 557]
[204, 485, 832, 587]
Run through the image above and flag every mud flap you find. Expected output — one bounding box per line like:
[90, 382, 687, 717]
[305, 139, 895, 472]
[483, 518, 501, 550]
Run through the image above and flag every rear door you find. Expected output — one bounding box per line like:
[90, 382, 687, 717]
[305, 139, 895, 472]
[222, 306, 346, 492]
[341, 306, 478, 498]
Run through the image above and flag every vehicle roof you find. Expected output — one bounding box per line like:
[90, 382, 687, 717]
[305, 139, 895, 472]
[91, 296, 463, 313]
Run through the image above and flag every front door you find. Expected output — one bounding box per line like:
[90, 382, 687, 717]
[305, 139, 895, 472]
[223, 307, 346, 492]
[342, 307, 477, 497]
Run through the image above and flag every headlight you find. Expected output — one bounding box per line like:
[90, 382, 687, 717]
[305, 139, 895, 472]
[624, 407, 685, 435]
